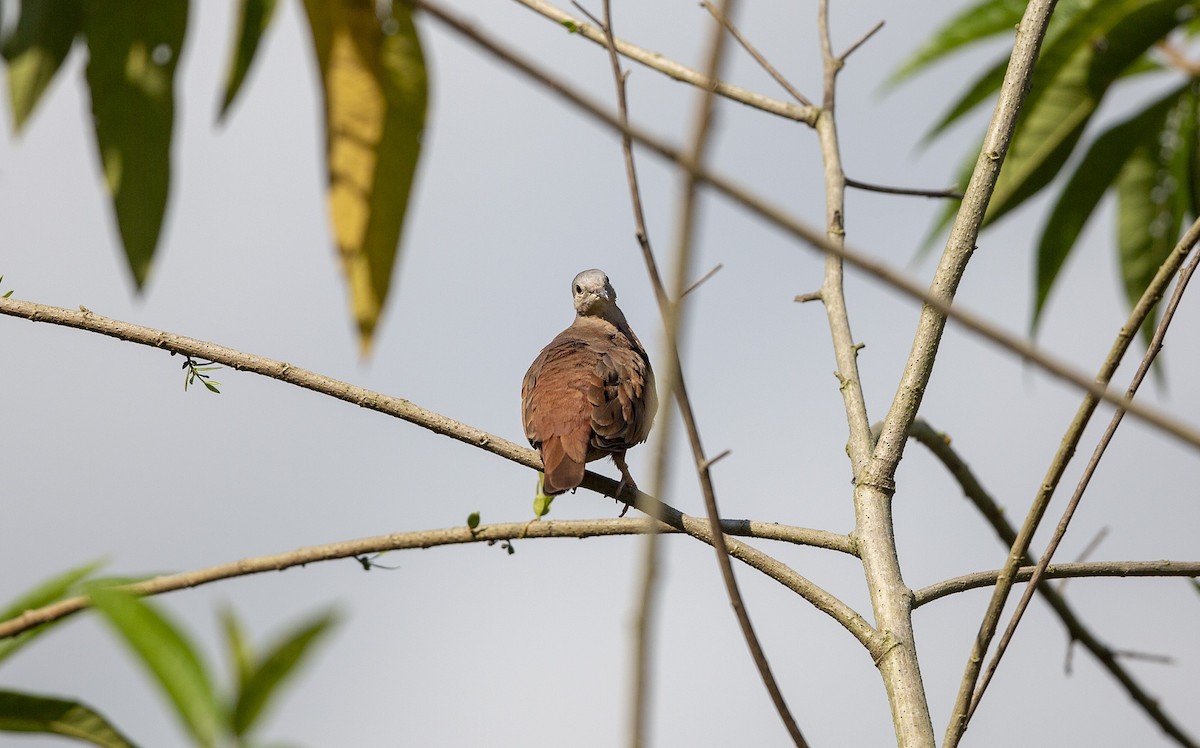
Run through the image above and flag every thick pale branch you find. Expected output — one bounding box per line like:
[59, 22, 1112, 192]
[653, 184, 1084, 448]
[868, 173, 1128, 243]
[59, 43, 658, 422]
[915, 561, 1200, 607]
[409, 0, 1200, 452]
[513, 0, 817, 124]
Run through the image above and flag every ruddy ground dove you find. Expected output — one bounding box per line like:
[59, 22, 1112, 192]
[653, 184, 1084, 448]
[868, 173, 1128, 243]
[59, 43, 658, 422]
[522, 269, 657, 496]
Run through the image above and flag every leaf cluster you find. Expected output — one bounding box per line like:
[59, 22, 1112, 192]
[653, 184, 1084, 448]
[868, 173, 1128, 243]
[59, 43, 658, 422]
[1, 0, 429, 351]
[894, 0, 1200, 344]
[0, 564, 338, 747]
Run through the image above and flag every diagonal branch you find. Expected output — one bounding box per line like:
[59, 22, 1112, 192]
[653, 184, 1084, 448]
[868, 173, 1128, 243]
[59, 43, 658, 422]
[908, 419, 1199, 747]
[582, 0, 808, 743]
[967, 228, 1200, 728]
[700, 0, 812, 107]
[513, 0, 817, 124]
[944, 212, 1200, 747]
[409, 0, 1200, 453]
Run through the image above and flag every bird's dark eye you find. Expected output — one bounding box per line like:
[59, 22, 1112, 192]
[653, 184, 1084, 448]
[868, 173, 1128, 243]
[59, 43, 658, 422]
[574, 284, 582, 294]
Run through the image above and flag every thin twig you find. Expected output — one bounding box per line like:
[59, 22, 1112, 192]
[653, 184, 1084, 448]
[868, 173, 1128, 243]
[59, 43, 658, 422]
[1058, 527, 1108, 593]
[406, 0, 1200, 452]
[966, 233, 1200, 727]
[700, 0, 812, 107]
[908, 419, 1200, 748]
[513, 0, 817, 123]
[837, 20, 884, 63]
[588, 0, 808, 743]
[845, 177, 963, 200]
[913, 561, 1200, 606]
[679, 263, 724, 299]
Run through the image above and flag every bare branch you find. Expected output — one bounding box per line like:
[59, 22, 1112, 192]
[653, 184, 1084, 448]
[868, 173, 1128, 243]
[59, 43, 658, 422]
[914, 561, 1200, 607]
[837, 20, 884, 63]
[679, 263, 724, 299]
[0, 514, 861, 642]
[583, 0, 809, 743]
[700, 0, 813, 107]
[908, 419, 1200, 748]
[407, 0, 1200, 452]
[814, 0, 929, 743]
[845, 177, 963, 200]
[967, 226, 1200, 726]
[513, 0, 817, 124]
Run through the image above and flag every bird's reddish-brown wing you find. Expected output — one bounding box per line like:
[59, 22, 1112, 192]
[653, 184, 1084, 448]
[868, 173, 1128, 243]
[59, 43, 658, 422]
[522, 334, 597, 494]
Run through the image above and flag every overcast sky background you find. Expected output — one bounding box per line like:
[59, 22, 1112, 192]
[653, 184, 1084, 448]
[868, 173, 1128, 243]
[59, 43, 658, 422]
[2, 1, 1199, 746]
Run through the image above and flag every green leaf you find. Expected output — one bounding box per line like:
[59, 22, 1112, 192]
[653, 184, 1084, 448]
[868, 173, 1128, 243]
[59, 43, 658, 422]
[888, 0, 1026, 86]
[90, 588, 224, 748]
[219, 606, 255, 696]
[1116, 86, 1196, 350]
[1033, 84, 1192, 330]
[82, 0, 188, 289]
[217, 0, 279, 121]
[1, 0, 85, 132]
[466, 511, 480, 529]
[984, 0, 1193, 227]
[232, 610, 338, 736]
[0, 690, 138, 748]
[201, 378, 222, 393]
[0, 561, 103, 665]
[300, 0, 429, 354]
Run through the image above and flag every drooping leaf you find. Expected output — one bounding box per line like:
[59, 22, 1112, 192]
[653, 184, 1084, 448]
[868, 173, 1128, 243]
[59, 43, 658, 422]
[231, 609, 338, 736]
[900, 0, 1095, 139]
[984, 0, 1193, 228]
[301, 0, 429, 353]
[217, 0, 279, 121]
[1115, 86, 1196, 350]
[1033, 84, 1192, 330]
[219, 606, 255, 695]
[888, 0, 1027, 87]
[2, 0, 84, 131]
[82, 0, 188, 289]
[0, 560, 103, 665]
[90, 588, 224, 748]
[0, 690, 137, 748]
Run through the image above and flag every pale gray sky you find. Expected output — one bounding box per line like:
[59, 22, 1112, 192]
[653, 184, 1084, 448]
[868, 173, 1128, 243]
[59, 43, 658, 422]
[2, 1, 1198, 746]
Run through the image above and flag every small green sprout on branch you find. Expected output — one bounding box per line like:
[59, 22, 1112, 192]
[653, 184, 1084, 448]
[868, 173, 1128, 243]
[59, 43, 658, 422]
[0, 276, 13, 299]
[172, 353, 222, 393]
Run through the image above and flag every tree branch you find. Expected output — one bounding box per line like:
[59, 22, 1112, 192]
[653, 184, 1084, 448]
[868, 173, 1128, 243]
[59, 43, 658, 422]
[967, 226, 1200, 727]
[908, 419, 1200, 748]
[409, 0, 1200, 452]
[580, 0, 808, 742]
[0, 296, 876, 652]
[0, 515, 860, 641]
[699, 0, 812, 107]
[512, 0, 817, 124]
[914, 561, 1200, 607]
[813, 1, 930, 743]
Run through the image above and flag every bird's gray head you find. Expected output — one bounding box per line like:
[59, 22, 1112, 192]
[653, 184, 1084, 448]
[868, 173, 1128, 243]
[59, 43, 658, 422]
[571, 269, 618, 316]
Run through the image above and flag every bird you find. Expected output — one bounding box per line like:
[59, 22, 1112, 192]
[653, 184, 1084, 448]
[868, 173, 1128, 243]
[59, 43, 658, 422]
[522, 269, 657, 499]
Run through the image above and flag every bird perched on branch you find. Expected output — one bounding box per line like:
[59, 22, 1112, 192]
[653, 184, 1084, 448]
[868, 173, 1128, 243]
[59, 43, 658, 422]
[522, 269, 657, 499]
